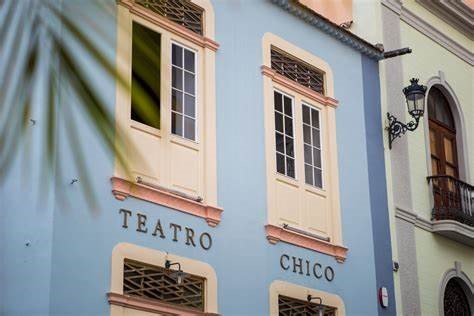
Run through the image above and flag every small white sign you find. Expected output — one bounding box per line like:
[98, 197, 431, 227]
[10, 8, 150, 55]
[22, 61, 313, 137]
[379, 287, 389, 308]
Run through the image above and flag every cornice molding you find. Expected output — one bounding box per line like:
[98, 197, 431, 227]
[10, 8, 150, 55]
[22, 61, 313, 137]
[382, 0, 474, 66]
[395, 207, 474, 246]
[395, 206, 433, 232]
[108, 292, 218, 316]
[265, 224, 348, 263]
[271, 0, 384, 60]
[416, 0, 474, 40]
[111, 177, 223, 227]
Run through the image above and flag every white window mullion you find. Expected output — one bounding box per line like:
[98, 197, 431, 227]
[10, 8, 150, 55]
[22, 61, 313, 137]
[171, 42, 197, 141]
[274, 90, 295, 179]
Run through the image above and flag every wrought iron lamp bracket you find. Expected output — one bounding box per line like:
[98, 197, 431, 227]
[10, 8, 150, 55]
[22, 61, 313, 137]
[387, 112, 420, 149]
[165, 260, 181, 271]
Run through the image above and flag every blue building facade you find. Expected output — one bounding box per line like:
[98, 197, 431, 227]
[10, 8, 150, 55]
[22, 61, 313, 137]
[0, 0, 395, 315]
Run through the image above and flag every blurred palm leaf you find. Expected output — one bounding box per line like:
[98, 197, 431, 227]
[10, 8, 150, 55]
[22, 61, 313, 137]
[0, 0, 160, 209]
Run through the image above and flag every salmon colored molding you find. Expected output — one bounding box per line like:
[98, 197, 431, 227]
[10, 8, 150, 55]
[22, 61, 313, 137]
[118, 0, 219, 51]
[261, 65, 339, 108]
[265, 224, 348, 263]
[111, 177, 223, 227]
[108, 292, 218, 316]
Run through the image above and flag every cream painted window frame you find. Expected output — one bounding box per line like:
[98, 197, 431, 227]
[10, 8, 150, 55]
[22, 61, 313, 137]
[269, 280, 345, 316]
[262, 33, 346, 262]
[108, 243, 219, 315]
[112, 0, 222, 226]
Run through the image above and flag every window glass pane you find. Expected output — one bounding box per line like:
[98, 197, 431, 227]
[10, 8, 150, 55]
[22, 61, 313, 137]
[184, 49, 195, 72]
[172, 89, 183, 113]
[302, 106, 310, 124]
[313, 148, 321, 168]
[184, 117, 195, 140]
[276, 153, 285, 174]
[286, 137, 294, 158]
[286, 158, 295, 178]
[172, 66, 183, 90]
[304, 144, 312, 164]
[284, 96, 292, 116]
[303, 125, 311, 144]
[431, 158, 439, 175]
[274, 91, 295, 178]
[311, 109, 319, 128]
[302, 103, 323, 188]
[429, 129, 437, 156]
[275, 112, 283, 132]
[184, 95, 195, 117]
[275, 132, 284, 154]
[428, 87, 454, 128]
[172, 112, 183, 136]
[446, 165, 455, 177]
[444, 137, 454, 164]
[274, 91, 282, 112]
[312, 128, 320, 148]
[172, 44, 183, 67]
[131, 22, 161, 129]
[314, 168, 322, 188]
[184, 72, 195, 95]
[285, 117, 293, 137]
[305, 164, 313, 185]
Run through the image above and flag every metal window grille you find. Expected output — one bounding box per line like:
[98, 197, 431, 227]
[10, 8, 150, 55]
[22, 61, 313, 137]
[271, 48, 325, 95]
[135, 0, 204, 35]
[123, 259, 205, 311]
[443, 279, 471, 316]
[278, 295, 337, 316]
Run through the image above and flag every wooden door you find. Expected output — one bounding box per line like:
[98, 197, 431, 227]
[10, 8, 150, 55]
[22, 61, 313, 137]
[428, 87, 460, 216]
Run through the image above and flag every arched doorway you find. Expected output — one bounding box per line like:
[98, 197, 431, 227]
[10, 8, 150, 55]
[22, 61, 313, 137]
[443, 278, 472, 316]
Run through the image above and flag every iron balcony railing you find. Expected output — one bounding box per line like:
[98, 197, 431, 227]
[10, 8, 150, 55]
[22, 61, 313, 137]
[427, 175, 474, 227]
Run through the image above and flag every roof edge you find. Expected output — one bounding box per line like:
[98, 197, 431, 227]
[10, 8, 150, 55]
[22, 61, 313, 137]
[271, 0, 385, 60]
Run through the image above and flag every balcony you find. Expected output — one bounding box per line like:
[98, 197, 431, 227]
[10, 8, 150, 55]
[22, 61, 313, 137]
[427, 175, 474, 246]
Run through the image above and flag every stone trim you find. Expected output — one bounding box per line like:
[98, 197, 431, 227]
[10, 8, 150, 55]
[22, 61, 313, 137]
[381, 0, 474, 65]
[265, 224, 348, 263]
[111, 177, 223, 227]
[395, 207, 474, 243]
[108, 293, 219, 316]
[395, 206, 433, 232]
[416, 0, 474, 40]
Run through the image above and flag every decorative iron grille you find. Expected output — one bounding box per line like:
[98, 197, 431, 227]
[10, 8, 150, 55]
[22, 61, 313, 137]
[427, 175, 473, 227]
[271, 48, 325, 95]
[123, 259, 205, 311]
[278, 295, 337, 316]
[443, 279, 471, 316]
[135, 0, 204, 35]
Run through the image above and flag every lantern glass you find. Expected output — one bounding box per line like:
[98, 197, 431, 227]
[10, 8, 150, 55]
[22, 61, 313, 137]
[406, 92, 425, 113]
[403, 78, 427, 120]
[170, 270, 186, 284]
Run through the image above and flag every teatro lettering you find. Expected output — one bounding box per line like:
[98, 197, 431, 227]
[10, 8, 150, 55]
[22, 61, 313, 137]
[118, 208, 213, 250]
[280, 254, 334, 282]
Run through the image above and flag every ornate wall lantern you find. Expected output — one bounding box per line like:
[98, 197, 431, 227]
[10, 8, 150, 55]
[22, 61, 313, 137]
[307, 295, 325, 316]
[387, 78, 427, 149]
[165, 260, 187, 284]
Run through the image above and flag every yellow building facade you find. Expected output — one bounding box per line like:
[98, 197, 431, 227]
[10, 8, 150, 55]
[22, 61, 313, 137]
[349, 0, 473, 314]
